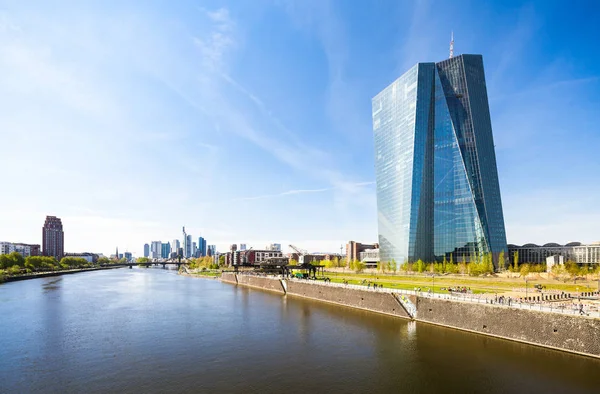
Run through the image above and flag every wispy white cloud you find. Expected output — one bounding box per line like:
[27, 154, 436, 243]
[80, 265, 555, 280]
[233, 182, 374, 202]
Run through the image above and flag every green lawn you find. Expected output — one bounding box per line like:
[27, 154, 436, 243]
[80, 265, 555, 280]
[317, 271, 599, 295]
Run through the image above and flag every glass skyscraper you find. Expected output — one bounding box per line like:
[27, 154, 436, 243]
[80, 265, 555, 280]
[372, 54, 507, 266]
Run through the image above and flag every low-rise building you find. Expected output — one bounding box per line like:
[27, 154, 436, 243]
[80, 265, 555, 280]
[508, 242, 600, 265]
[359, 249, 380, 268]
[573, 242, 600, 264]
[346, 240, 379, 264]
[0, 242, 42, 257]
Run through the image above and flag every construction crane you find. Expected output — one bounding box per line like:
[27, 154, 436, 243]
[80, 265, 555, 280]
[289, 244, 309, 266]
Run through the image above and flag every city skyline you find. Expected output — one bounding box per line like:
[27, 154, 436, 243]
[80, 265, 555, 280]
[1, 1, 599, 257]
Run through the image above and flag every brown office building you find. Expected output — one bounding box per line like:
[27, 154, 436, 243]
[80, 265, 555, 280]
[43, 216, 64, 259]
[346, 240, 379, 264]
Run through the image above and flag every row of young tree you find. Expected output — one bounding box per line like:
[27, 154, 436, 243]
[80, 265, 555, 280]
[187, 255, 226, 270]
[0, 252, 113, 278]
[322, 250, 600, 279]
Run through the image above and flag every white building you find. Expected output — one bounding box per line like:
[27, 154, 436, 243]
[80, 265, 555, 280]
[546, 255, 565, 272]
[0, 242, 11, 255]
[150, 241, 162, 259]
[360, 249, 380, 268]
[573, 242, 600, 264]
[0, 242, 40, 257]
[268, 243, 282, 252]
[172, 239, 180, 256]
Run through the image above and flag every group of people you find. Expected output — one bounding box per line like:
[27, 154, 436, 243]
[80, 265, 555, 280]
[490, 295, 512, 306]
[442, 286, 472, 294]
[356, 279, 384, 289]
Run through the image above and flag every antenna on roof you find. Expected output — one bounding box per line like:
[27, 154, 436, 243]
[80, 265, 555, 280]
[449, 31, 454, 59]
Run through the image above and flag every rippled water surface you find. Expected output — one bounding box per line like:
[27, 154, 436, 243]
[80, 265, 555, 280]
[1, 268, 599, 393]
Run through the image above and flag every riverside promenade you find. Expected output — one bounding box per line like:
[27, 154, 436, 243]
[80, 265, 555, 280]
[286, 277, 600, 318]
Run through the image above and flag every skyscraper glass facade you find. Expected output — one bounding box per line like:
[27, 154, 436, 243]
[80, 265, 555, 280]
[372, 54, 507, 266]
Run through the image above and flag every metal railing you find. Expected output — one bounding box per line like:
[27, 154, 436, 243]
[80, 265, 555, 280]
[283, 276, 600, 319]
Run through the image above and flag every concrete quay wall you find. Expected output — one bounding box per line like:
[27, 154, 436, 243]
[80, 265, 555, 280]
[236, 275, 285, 295]
[220, 272, 238, 284]
[416, 297, 600, 358]
[285, 280, 411, 319]
[218, 273, 600, 358]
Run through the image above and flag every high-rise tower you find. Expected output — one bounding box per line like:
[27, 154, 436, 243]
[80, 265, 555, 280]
[372, 54, 507, 267]
[42, 216, 64, 259]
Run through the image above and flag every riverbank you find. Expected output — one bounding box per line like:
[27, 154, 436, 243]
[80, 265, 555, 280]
[219, 272, 600, 359]
[2, 266, 123, 283]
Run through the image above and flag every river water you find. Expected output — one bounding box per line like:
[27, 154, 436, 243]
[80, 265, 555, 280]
[1, 268, 599, 393]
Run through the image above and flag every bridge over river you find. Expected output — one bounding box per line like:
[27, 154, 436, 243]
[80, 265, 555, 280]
[100, 259, 191, 269]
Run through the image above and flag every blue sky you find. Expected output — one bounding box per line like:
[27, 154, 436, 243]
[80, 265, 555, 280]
[1, 0, 599, 256]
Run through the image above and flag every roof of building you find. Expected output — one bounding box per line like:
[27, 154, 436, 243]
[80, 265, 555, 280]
[508, 241, 584, 248]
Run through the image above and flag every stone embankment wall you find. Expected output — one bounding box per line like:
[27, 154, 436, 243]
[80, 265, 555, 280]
[218, 273, 600, 358]
[220, 272, 238, 284]
[416, 297, 600, 357]
[286, 281, 411, 319]
[236, 275, 285, 295]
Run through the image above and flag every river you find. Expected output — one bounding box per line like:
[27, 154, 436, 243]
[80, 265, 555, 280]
[1, 267, 599, 393]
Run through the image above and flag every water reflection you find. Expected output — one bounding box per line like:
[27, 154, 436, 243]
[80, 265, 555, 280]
[42, 277, 62, 292]
[0, 268, 599, 394]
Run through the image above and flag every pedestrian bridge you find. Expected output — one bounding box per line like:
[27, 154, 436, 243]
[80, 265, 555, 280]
[100, 259, 191, 268]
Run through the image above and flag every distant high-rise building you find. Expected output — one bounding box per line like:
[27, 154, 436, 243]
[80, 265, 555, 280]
[143, 243, 150, 258]
[171, 239, 180, 257]
[124, 252, 132, 261]
[161, 243, 171, 259]
[198, 237, 207, 257]
[42, 216, 64, 259]
[268, 243, 281, 252]
[240, 244, 247, 251]
[183, 226, 189, 258]
[207, 245, 216, 257]
[186, 234, 193, 258]
[372, 54, 507, 266]
[150, 241, 162, 259]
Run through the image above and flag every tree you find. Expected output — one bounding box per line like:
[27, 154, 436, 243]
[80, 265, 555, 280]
[59, 257, 90, 269]
[219, 255, 226, 266]
[565, 261, 580, 282]
[498, 251, 505, 272]
[97, 257, 111, 265]
[513, 251, 519, 272]
[1, 252, 25, 269]
[390, 259, 397, 274]
[137, 257, 150, 264]
[416, 259, 425, 273]
[459, 256, 467, 275]
[485, 253, 494, 274]
[289, 258, 298, 266]
[520, 263, 530, 278]
[353, 260, 365, 273]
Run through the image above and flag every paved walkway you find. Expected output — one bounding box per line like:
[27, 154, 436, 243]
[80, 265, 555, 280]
[282, 276, 600, 319]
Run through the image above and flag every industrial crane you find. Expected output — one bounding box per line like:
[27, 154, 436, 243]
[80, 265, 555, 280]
[289, 244, 308, 266]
